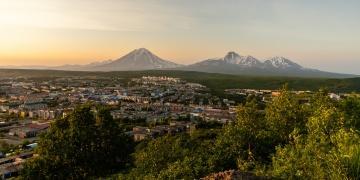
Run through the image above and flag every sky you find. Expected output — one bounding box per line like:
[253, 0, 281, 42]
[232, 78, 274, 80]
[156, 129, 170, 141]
[0, 0, 359, 74]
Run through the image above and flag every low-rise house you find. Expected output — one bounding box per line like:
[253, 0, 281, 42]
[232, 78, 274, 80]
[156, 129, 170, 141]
[0, 106, 9, 112]
[329, 93, 341, 100]
[201, 108, 235, 123]
[133, 126, 149, 141]
[0, 152, 34, 179]
[9, 123, 50, 138]
[132, 122, 193, 141]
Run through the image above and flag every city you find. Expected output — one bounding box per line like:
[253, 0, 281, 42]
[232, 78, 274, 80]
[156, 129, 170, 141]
[0, 74, 355, 178]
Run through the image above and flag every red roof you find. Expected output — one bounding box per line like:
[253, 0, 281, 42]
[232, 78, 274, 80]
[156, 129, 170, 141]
[27, 123, 50, 130]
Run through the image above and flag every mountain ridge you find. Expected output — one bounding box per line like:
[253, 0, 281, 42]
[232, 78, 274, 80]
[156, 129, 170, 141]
[177, 51, 355, 78]
[1, 48, 357, 78]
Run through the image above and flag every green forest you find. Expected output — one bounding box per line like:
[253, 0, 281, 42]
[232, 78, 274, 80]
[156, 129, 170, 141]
[19, 86, 360, 179]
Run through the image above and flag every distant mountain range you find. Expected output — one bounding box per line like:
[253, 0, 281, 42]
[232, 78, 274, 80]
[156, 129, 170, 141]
[178, 51, 348, 78]
[1, 48, 356, 78]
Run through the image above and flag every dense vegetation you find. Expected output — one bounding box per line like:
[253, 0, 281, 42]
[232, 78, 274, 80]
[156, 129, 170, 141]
[20, 106, 133, 179]
[116, 87, 360, 179]
[20, 86, 360, 179]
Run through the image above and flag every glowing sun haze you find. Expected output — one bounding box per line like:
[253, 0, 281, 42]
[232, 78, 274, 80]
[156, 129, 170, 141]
[0, 0, 359, 74]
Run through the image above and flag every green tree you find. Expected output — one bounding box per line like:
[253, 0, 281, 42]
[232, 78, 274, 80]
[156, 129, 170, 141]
[123, 130, 220, 180]
[21, 105, 134, 179]
[340, 94, 360, 130]
[212, 98, 273, 174]
[0, 140, 13, 154]
[271, 104, 360, 179]
[130, 135, 191, 177]
[265, 85, 307, 144]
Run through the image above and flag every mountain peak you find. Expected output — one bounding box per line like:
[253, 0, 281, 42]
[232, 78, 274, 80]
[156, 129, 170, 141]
[130, 48, 154, 56]
[270, 56, 291, 62]
[223, 51, 261, 67]
[224, 51, 242, 61]
[265, 56, 302, 69]
[95, 48, 181, 71]
[134, 48, 151, 53]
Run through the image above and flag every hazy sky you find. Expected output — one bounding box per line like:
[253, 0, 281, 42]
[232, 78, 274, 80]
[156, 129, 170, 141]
[0, 0, 359, 74]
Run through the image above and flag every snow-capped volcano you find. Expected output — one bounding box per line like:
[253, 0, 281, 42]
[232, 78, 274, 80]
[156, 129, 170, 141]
[179, 51, 353, 78]
[94, 48, 181, 71]
[264, 56, 303, 69]
[222, 52, 302, 69]
[223, 51, 262, 67]
[189, 51, 303, 70]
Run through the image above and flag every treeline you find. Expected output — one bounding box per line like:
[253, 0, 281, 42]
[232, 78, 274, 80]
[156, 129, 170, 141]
[20, 86, 360, 179]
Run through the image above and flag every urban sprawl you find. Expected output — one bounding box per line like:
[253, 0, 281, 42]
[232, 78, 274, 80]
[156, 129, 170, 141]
[0, 76, 347, 178]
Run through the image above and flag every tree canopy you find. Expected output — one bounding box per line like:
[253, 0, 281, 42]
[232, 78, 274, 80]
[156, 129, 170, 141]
[20, 105, 134, 179]
[117, 87, 360, 179]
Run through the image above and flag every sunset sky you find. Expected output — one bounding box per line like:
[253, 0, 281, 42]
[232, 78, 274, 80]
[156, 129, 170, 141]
[0, 0, 359, 74]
